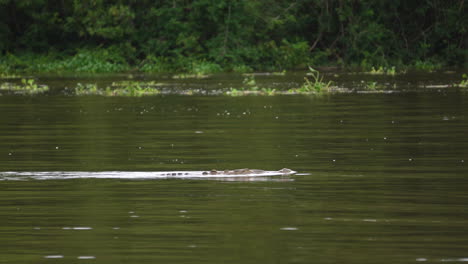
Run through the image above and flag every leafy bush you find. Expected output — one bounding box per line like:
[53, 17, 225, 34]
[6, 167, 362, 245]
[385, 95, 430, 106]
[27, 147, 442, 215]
[413, 60, 442, 72]
[0, 1, 465, 72]
[140, 56, 172, 73]
[59, 49, 130, 73]
[190, 60, 222, 75]
[232, 64, 253, 73]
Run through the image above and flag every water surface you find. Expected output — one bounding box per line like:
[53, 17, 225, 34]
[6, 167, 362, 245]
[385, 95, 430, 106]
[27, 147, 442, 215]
[1, 72, 468, 263]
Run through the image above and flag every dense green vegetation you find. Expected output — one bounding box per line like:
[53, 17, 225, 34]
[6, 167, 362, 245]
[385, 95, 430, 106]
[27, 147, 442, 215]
[0, 0, 466, 74]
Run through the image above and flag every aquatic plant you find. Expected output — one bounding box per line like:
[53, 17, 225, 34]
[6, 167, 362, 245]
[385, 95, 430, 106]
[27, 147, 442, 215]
[0, 83, 14, 91]
[75, 83, 101, 95]
[366, 81, 377, 90]
[26, 79, 47, 93]
[366, 66, 397, 75]
[75, 81, 160, 96]
[225, 75, 258, 95]
[362, 81, 381, 90]
[226, 88, 243, 96]
[272, 70, 287, 76]
[261, 87, 276, 96]
[0, 78, 49, 94]
[0, 72, 20, 79]
[224, 75, 280, 96]
[459, 74, 468, 88]
[225, 76, 276, 96]
[243, 75, 258, 89]
[172, 73, 210, 79]
[108, 82, 160, 96]
[296, 67, 332, 93]
[111, 80, 162, 88]
[225, 87, 277, 96]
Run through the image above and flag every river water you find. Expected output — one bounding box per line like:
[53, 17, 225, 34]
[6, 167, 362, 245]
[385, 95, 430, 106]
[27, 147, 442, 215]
[1, 72, 468, 263]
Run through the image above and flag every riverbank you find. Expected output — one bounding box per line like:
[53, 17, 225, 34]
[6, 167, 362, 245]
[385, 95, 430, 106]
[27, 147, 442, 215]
[1, 48, 463, 77]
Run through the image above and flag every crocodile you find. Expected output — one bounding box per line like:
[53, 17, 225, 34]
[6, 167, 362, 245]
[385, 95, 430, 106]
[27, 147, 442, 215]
[202, 168, 295, 176]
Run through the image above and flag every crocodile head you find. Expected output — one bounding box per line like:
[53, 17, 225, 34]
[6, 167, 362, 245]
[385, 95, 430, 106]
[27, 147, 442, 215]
[278, 168, 293, 174]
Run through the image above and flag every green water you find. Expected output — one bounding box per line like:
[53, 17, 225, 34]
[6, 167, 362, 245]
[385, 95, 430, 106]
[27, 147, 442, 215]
[1, 73, 468, 263]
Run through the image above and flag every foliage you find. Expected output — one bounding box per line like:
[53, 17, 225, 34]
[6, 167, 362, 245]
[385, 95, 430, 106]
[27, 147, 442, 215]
[242, 75, 258, 89]
[75, 81, 160, 96]
[1, 49, 130, 73]
[0, 78, 48, 94]
[0, 0, 466, 73]
[365, 81, 378, 90]
[225, 75, 259, 96]
[227, 68, 331, 96]
[361, 80, 386, 90]
[272, 71, 287, 76]
[366, 66, 397, 75]
[0, 71, 20, 79]
[296, 67, 332, 93]
[459, 74, 468, 88]
[413, 60, 442, 72]
[226, 88, 244, 96]
[260, 87, 276, 96]
[56, 49, 130, 73]
[232, 65, 253, 73]
[225, 75, 280, 96]
[140, 56, 172, 73]
[225, 87, 277, 96]
[75, 83, 101, 95]
[190, 60, 222, 75]
[172, 73, 210, 79]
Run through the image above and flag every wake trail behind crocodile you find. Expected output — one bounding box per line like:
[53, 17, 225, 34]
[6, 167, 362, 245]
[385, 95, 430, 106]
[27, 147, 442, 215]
[0, 170, 296, 181]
